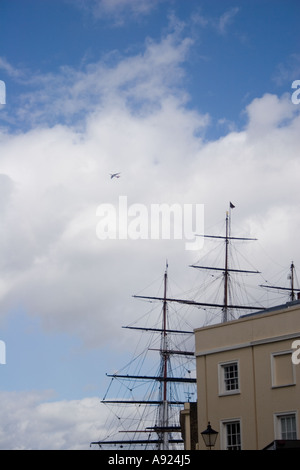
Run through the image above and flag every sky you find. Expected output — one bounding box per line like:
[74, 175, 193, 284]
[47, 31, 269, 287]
[0, 0, 300, 450]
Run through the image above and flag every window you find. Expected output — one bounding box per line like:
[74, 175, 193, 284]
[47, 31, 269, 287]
[222, 420, 241, 450]
[272, 351, 295, 387]
[275, 413, 297, 440]
[219, 361, 240, 395]
[224, 363, 239, 391]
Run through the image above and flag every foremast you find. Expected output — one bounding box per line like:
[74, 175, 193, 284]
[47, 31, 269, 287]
[92, 263, 196, 450]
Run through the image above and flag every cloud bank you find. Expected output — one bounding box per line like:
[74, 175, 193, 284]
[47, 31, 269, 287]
[1, 27, 300, 348]
[0, 391, 104, 449]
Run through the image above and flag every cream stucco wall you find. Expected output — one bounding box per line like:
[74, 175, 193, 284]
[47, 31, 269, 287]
[194, 302, 300, 450]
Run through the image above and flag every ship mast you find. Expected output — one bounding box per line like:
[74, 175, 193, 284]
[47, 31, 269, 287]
[160, 263, 169, 450]
[92, 262, 196, 449]
[91, 204, 265, 449]
[190, 203, 262, 322]
[291, 261, 295, 301]
[260, 261, 300, 302]
[223, 210, 230, 322]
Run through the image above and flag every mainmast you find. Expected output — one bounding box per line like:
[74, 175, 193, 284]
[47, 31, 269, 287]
[223, 210, 230, 322]
[134, 206, 264, 323]
[160, 263, 169, 450]
[190, 203, 263, 322]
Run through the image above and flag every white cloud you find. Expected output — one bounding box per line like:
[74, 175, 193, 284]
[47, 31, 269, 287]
[0, 391, 105, 449]
[245, 92, 296, 134]
[0, 57, 24, 79]
[273, 53, 300, 86]
[0, 27, 299, 351]
[68, 0, 164, 23]
[95, 0, 159, 16]
[191, 6, 240, 36]
[3, 28, 193, 131]
[217, 7, 239, 35]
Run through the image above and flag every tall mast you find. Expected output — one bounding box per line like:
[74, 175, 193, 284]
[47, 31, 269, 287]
[290, 261, 295, 301]
[190, 203, 263, 322]
[260, 261, 300, 302]
[223, 203, 235, 322]
[223, 211, 229, 322]
[162, 263, 168, 402]
[159, 262, 169, 450]
[91, 205, 265, 449]
[93, 262, 196, 450]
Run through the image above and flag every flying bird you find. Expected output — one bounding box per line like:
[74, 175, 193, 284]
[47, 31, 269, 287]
[110, 172, 121, 179]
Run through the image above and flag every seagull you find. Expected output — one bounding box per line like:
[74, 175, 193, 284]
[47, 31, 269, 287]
[110, 172, 121, 179]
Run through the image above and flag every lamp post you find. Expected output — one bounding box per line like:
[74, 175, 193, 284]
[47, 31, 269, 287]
[201, 422, 218, 450]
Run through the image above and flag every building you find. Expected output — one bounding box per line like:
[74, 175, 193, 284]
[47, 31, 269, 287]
[180, 402, 198, 450]
[193, 300, 300, 450]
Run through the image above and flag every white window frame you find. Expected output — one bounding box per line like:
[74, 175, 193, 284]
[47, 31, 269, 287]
[218, 360, 240, 396]
[274, 412, 298, 440]
[220, 418, 242, 450]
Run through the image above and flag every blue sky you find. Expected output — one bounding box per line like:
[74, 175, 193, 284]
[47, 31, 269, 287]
[2, 0, 299, 135]
[0, 0, 300, 449]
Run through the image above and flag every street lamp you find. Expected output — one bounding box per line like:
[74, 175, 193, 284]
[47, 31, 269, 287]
[201, 422, 218, 450]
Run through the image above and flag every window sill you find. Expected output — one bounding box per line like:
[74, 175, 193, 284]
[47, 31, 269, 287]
[272, 383, 296, 389]
[218, 391, 241, 397]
